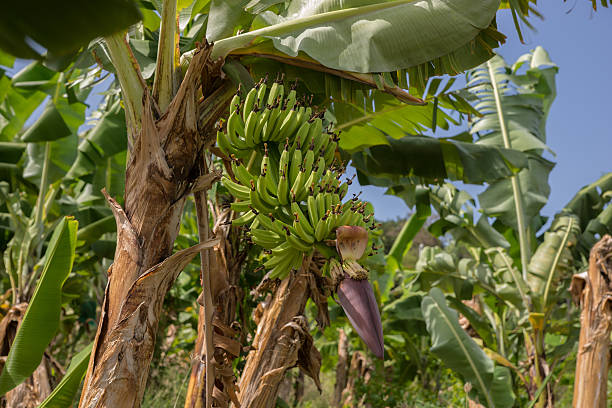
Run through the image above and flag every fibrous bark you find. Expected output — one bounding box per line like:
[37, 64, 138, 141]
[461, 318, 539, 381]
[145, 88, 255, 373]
[333, 328, 349, 408]
[236, 257, 322, 408]
[78, 45, 224, 408]
[184, 205, 244, 408]
[571, 234, 612, 408]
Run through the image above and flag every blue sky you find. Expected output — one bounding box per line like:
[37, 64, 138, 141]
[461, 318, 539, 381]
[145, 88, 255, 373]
[358, 1, 612, 220]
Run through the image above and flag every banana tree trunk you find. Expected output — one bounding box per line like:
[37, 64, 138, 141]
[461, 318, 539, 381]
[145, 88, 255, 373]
[571, 234, 612, 408]
[78, 45, 225, 408]
[236, 256, 323, 408]
[184, 206, 244, 408]
[333, 328, 349, 407]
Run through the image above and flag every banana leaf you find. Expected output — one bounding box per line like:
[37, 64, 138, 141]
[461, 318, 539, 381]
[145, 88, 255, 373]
[351, 135, 528, 185]
[526, 213, 580, 310]
[0, 0, 141, 59]
[422, 288, 498, 406]
[38, 342, 93, 408]
[467, 48, 558, 230]
[212, 0, 503, 78]
[66, 100, 127, 180]
[0, 217, 78, 394]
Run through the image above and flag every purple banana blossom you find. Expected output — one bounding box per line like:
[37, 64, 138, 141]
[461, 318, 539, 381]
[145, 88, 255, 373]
[333, 226, 384, 359]
[337, 276, 384, 359]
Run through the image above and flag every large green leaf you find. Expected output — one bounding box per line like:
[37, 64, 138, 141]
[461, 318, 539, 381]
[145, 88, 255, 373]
[335, 90, 466, 151]
[66, 99, 127, 180]
[22, 134, 77, 186]
[21, 98, 86, 142]
[421, 287, 496, 406]
[38, 342, 93, 408]
[0, 217, 78, 394]
[0, 0, 141, 59]
[477, 155, 554, 228]
[206, 0, 251, 42]
[467, 48, 558, 230]
[386, 187, 430, 271]
[351, 134, 528, 185]
[526, 214, 580, 310]
[566, 172, 612, 226]
[213, 0, 503, 76]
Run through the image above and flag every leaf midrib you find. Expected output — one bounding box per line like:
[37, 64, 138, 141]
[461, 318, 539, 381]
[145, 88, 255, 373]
[431, 297, 494, 407]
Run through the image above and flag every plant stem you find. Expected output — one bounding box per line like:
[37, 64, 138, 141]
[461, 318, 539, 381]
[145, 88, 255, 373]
[194, 159, 214, 408]
[105, 32, 146, 148]
[487, 60, 531, 280]
[541, 217, 574, 312]
[153, 0, 178, 111]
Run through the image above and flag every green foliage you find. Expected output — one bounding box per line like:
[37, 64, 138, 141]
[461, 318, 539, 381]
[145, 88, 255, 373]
[0, 0, 142, 60]
[0, 217, 77, 394]
[38, 342, 93, 408]
[212, 0, 504, 83]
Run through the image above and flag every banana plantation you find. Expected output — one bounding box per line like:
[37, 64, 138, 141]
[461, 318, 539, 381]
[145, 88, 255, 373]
[0, 0, 611, 407]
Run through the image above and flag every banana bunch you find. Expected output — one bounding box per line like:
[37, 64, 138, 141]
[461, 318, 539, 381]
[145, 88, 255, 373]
[217, 77, 377, 279]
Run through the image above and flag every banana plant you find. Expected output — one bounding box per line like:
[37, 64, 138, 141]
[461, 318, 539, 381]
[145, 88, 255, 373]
[350, 48, 611, 406]
[0, 0, 563, 407]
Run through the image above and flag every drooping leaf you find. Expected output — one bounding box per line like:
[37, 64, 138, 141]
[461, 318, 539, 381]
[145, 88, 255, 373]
[335, 91, 464, 151]
[206, 0, 251, 42]
[351, 135, 529, 186]
[0, 142, 25, 165]
[21, 98, 86, 142]
[477, 155, 555, 229]
[527, 214, 580, 306]
[38, 342, 93, 408]
[490, 366, 516, 408]
[0, 0, 142, 59]
[565, 173, 612, 242]
[213, 0, 503, 77]
[0, 217, 78, 394]
[421, 287, 495, 407]
[22, 134, 78, 186]
[75, 215, 116, 246]
[67, 99, 127, 179]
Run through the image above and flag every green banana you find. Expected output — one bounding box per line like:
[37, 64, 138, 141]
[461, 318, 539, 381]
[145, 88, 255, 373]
[223, 176, 250, 200]
[293, 216, 315, 244]
[230, 200, 251, 212]
[216, 130, 233, 157]
[231, 158, 256, 187]
[257, 175, 278, 207]
[277, 107, 300, 143]
[291, 168, 307, 202]
[267, 77, 284, 106]
[243, 86, 258, 120]
[286, 230, 313, 252]
[230, 93, 241, 115]
[307, 195, 318, 227]
[256, 78, 268, 106]
[323, 138, 337, 164]
[290, 120, 310, 156]
[289, 149, 302, 185]
[291, 202, 314, 235]
[244, 108, 259, 148]
[232, 210, 255, 226]
[253, 107, 270, 145]
[250, 228, 284, 249]
[249, 180, 274, 213]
